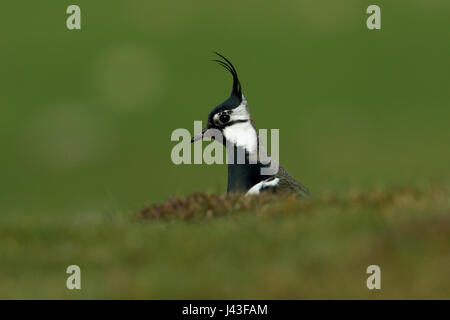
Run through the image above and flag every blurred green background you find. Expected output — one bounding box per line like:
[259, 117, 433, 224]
[0, 1, 449, 298]
[1, 0, 449, 215]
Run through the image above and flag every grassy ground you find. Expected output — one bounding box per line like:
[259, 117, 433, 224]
[1, 184, 448, 299]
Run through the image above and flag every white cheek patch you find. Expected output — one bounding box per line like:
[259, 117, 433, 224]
[213, 113, 220, 124]
[246, 178, 280, 196]
[230, 101, 250, 122]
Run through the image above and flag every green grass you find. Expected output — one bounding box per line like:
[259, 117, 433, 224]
[1, 184, 448, 299]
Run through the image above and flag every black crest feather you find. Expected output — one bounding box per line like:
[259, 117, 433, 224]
[213, 52, 242, 98]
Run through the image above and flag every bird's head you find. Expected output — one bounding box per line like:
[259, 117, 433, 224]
[191, 53, 253, 144]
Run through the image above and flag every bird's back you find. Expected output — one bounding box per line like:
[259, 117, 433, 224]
[268, 165, 310, 197]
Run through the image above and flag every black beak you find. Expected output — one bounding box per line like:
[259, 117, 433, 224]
[191, 124, 214, 143]
[191, 127, 208, 143]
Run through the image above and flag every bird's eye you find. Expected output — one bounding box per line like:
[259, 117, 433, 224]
[219, 114, 230, 123]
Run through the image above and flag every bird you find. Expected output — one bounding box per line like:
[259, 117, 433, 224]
[191, 52, 310, 197]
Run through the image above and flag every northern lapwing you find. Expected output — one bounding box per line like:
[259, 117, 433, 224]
[191, 53, 310, 196]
